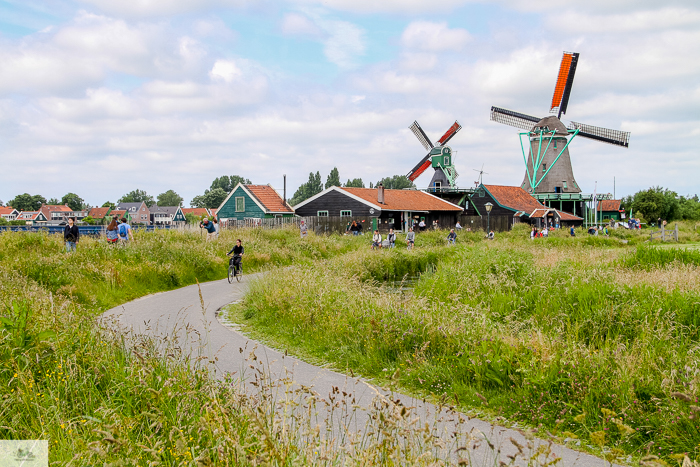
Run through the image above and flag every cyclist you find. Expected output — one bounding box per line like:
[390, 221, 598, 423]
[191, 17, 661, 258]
[227, 239, 244, 276]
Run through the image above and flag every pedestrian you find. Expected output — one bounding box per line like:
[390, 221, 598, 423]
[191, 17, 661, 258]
[657, 217, 662, 228]
[542, 226, 548, 238]
[406, 227, 415, 250]
[345, 222, 351, 235]
[371, 230, 382, 250]
[455, 221, 462, 231]
[212, 217, 219, 240]
[570, 225, 576, 236]
[447, 228, 456, 245]
[118, 217, 134, 243]
[64, 217, 79, 252]
[350, 221, 359, 236]
[105, 217, 119, 245]
[488, 230, 495, 240]
[387, 228, 396, 248]
[299, 220, 308, 238]
[357, 221, 364, 235]
[419, 219, 426, 231]
[200, 217, 217, 241]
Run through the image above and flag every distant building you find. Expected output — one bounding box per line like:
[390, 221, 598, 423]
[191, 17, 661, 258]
[39, 204, 88, 225]
[217, 184, 295, 226]
[149, 205, 183, 225]
[597, 200, 624, 221]
[16, 211, 47, 225]
[88, 206, 112, 224]
[0, 207, 19, 221]
[116, 202, 150, 225]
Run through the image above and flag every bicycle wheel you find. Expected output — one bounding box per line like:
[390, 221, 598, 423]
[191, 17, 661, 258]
[236, 266, 242, 282]
[228, 265, 235, 283]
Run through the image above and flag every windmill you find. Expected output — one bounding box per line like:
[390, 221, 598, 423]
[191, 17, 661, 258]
[473, 164, 488, 187]
[406, 120, 462, 189]
[490, 52, 630, 194]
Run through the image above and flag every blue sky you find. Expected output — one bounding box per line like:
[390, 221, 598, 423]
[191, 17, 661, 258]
[0, 0, 698, 207]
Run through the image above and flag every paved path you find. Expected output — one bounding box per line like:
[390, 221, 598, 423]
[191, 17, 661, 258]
[103, 275, 618, 466]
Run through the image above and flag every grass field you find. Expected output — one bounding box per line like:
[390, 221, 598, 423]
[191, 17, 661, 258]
[235, 223, 700, 464]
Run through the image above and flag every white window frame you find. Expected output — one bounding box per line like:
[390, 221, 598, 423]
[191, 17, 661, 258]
[317, 210, 329, 217]
[235, 197, 245, 212]
[340, 210, 352, 217]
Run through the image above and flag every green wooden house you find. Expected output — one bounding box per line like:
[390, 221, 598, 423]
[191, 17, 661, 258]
[217, 184, 295, 225]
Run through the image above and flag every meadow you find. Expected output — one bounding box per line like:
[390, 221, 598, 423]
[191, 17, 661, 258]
[235, 222, 700, 463]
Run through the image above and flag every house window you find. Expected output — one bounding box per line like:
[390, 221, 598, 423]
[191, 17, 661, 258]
[542, 163, 546, 171]
[340, 210, 352, 217]
[554, 139, 558, 149]
[235, 197, 245, 212]
[563, 181, 568, 189]
[389, 218, 395, 224]
[478, 188, 485, 197]
[317, 211, 329, 217]
[435, 181, 442, 189]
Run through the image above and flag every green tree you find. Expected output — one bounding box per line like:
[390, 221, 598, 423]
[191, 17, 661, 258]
[622, 187, 681, 222]
[374, 175, 415, 190]
[102, 201, 116, 209]
[190, 188, 228, 209]
[61, 193, 86, 211]
[210, 175, 252, 193]
[325, 167, 341, 189]
[289, 172, 323, 206]
[9, 193, 46, 211]
[82, 215, 96, 225]
[678, 195, 700, 220]
[47, 198, 60, 205]
[344, 178, 365, 188]
[156, 190, 183, 207]
[118, 189, 154, 207]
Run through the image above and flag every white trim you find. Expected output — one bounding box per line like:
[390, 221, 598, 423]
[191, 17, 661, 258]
[340, 210, 352, 217]
[317, 210, 329, 217]
[416, 190, 464, 210]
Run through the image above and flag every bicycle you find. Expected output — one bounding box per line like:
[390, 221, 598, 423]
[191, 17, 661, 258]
[227, 255, 242, 283]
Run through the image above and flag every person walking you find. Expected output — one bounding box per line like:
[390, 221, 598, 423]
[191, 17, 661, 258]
[487, 230, 495, 240]
[418, 219, 426, 232]
[64, 217, 79, 252]
[387, 229, 396, 248]
[406, 227, 415, 250]
[455, 221, 462, 231]
[447, 229, 456, 245]
[530, 226, 536, 240]
[118, 217, 134, 243]
[570, 225, 576, 237]
[299, 220, 308, 238]
[105, 217, 119, 244]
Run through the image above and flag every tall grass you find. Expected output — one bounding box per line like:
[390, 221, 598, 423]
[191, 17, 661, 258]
[238, 238, 700, 462]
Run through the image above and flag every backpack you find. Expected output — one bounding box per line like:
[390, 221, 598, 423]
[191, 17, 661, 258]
[118, 224, 128, 238]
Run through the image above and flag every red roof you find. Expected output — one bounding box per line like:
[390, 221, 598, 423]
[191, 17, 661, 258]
[530, 209, 549, 218]
[0, 207, 18, 215]
[182, 208, 210, 217]
[41, 204, 72, 212]
[89, 207, 111, 219]
[110, 210, 126, 218]
[246, 185, 293, 213]
[483, 185, 548, 214]
[340, 187, 462, 212]
[556, 210, 583, 221]
[597, 200, 621, 211]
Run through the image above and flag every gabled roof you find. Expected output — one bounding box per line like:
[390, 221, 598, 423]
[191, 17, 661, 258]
[110, 210, 127, 218]
[89, 207, 111, 219]
[482, 185, 548, 214]
[555, 210, 583, 221]
[150, 205, 180, 216]
[0, 207, 18, 215]
[246, 185, 294, 213]
[116, 202, 146, 212]
[530, 209, 549, 219]
[597, 200, 621, 211]
[182, 208, 210, 217]
[41, 204, 72, 213]
[341, 187, 462, 212]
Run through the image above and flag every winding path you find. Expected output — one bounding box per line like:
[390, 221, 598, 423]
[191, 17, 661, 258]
[103, 275, 618, 466]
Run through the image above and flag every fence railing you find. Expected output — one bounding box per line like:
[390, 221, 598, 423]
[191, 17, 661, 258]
[649, 223, 679, 242]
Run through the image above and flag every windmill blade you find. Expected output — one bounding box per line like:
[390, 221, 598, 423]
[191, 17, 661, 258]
[409, 121, 434, 151]
[406, 153, 432, 182]
[436, 121, 462, 146]
[568, 121, 630, 148]
[490, 106, 540, 131]
[550, 51, 579, 118]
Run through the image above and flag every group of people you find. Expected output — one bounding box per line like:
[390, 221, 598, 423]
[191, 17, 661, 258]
[64, 216, 135, 252]
[346, 220, 364, 236]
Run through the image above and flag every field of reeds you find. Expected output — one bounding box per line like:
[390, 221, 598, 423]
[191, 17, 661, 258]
[236, 223, 700, 463]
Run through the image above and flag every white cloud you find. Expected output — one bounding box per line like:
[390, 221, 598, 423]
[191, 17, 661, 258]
[280, 12, 325, 38]
[209, 60, 242, 82]
[322, 19, 365, 68]
[401, 21, 471, 52]
[289, 0, 473, 14]
[548, 7, 700, 33]
[78, 0, 254, 18]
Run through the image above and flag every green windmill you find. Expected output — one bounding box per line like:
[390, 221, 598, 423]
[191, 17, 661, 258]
[406, 120, 462, 189]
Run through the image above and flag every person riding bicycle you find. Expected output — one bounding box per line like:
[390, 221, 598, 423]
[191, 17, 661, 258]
[227, 239, 244, 275]
[447, 229, 456, 245]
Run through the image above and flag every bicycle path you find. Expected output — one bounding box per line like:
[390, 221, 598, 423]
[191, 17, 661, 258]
[102, 274, 620, 466]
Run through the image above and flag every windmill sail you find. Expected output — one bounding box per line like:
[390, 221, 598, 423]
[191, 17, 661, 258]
[550, 52, 579, 118]
[409, 121, 434, 150]
[407, 153, 432, 181]
[436, 121, 462, 146]
[568, 121, 630, 148]
[490, 107, 540, 131]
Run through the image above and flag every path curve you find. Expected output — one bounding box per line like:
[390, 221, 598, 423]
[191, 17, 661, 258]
[103, 275, 617, 466]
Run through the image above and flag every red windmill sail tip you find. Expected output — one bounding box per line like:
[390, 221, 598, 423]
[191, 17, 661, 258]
[437, 121, 462, 146]
[550, 52, 578, 115]
[408, 160, 432, 181]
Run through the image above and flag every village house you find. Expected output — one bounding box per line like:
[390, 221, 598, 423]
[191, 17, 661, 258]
[149, 205, 184, 225]
[467, 184, 584, 228]
[108, 210, 130, 223]
[16, 211, 47, 225]
[597, 199, 624, 222]
[0, 207, 19, 221]
[88, 206, 112, 224]
[293, 185, 462, 232]
[217, 184, 294, 226]
[181, 208, 211, 221]
[116, 202, 150, 225]
[39, 204, 89, 225]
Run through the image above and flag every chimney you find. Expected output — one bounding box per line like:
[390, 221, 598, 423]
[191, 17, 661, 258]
[283, 174, 287, 203]
[377, 183, 385, 204]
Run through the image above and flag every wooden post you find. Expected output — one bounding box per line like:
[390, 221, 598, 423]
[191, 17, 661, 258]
[675, 223, 679, 242]
[661, 223, 665, 241]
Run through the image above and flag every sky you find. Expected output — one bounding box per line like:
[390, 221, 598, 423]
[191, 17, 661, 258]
[0, 0, 698, 207]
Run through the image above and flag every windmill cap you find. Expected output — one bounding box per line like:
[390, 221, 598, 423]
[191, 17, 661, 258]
[531, 116, 569, 136]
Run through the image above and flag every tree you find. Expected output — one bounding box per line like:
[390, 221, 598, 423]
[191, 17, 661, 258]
[118, 189, 154, 207]
[679, 195, 700, 220]
[61, 193, 86, 211]
[375, 175, 415, 190]
[344, 178, 365, 188]
[47, 198, 60, 205]
[102, 201, 116, 209]
[190, 188, 228, 209]
[9, 193, 46, 212]
[210, 175, 251, 193]
[157, 190, 183, 207]
[325, 167, 341, 189]
[289, 172, 323, 206]
[622, 187, 681, 222]
[82, 215, 96, 225]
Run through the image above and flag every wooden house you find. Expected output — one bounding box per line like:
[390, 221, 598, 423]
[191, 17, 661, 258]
[16, 211, 47, 225]
[0, 207, 19, 221]
[149, 205, 182, 225]
[597, 200, 623, 221]
[293, 185, 462, 232]
[467, 184, 583, 228]
[88, 206, 112, 224]
[109, 210, 131, 223]
[217, 184, 294, 226]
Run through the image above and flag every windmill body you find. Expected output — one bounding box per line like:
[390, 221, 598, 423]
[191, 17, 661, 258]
[490, 52, 630, 200]
[406, 121, 462, 189]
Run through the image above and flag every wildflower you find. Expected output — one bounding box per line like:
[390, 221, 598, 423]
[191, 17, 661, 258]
[573, 413, 586, 423]
[590, 430, 606, 446]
